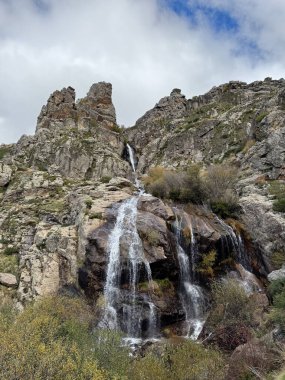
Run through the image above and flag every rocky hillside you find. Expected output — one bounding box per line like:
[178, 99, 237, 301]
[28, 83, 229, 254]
[125, 78, 285, 263]
[0, 79, 285, 379]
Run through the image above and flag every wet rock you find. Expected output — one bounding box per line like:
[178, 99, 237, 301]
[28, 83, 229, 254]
[137, 195, 174, 221]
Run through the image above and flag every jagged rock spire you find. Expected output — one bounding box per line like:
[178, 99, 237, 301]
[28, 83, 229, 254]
[36, 82, 116, 131]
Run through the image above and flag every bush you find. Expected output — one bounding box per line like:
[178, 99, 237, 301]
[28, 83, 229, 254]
[144, 164, 205, 203]
[197, 250, 217, 277]
[129, 340, 226, 380]
[144, 164, 239, 219]
[273, 198, 285, 212]
[0, 296, 106, 380]
[270, 251, 285, 270]
[268, 278, 285, 332]
[269, 181, 285, 213]
[100, 176, 112, 184]
[204, 164, 238, 203]
[3, 246, 19, 255]
[211, 200, 240, 219]
[0, 146, 11, 160]
[207, 279, 253, 329]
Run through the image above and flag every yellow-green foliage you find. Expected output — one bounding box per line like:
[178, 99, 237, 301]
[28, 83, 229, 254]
[208, 279, 253, 329]
[242, 139, 256, 153]
[197, 250, 217, 277]
[143, 229, 160, 246]
[130, 340, 226, 380]
[271, 251, 285, 270]
[255, 111, 268, 123]
[0, 254, 18, 275]
[0, 297, 105, 380]
[0, 146, 11, 160]
[41, 199, 65, 213]
[269, 181, 285, 212]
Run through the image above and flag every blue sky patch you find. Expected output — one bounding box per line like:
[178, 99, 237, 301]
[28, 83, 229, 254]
[165, 0, 239, 34]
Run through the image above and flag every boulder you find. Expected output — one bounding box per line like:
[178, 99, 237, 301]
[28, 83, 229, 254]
[0, 163, 12, 187]
[268, 265, 285, 281]
[0, 273, 17, 288]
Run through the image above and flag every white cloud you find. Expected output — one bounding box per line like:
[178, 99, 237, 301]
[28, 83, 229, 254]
[0, 0, 284, 143]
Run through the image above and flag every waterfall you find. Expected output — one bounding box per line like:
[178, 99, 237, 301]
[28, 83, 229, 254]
[173, 210, 205, 340]
[215, 216, 251, 270]
[127, 143, 142, 191]
[127, 143, 136, 172]
[100, 143, 158, 343]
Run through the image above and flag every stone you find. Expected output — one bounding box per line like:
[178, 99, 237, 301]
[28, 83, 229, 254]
[0, 163, 12, 187]
[0, 273, 17, 288]
[268, 265, 285, 281]
[36, 86, 76, 130]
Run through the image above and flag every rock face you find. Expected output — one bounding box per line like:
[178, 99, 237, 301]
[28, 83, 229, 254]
[125, 78, 285, 262]
[0, 163, 12, 187]
[6, 82, 131, 180]
[36, 86, 76, 131]
[0, 78, 283, 342]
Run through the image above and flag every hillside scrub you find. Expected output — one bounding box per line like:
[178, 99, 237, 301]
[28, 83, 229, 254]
[143, 164, 239, 217]
[0, 295, 228, 380]
[204, 279, 256, 351]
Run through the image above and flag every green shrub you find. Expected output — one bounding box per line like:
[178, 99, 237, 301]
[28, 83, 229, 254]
[197, 250, 217, 277]
[269, 181, 285, 212]
[0, 255, 18, 275]
[130, 340, 226, 380]
[89, 212, 103, 220]
[100, 176, 112, 184]
[211, 200, 240, 219]
[255, 111, 268, 123]
[143, 229, 160, 246]
[268, 278, 285, 332]
[273, 199, 285, 212]
[0, 297, 106, 380]
[0, 146, 11, 160]
[208, 279, 253, 329]
[84, 198, 92, 209]
[3, 246, 19, 255]
[270, 251, 285, 270]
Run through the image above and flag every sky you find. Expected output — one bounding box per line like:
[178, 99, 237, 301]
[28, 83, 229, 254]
[0, 0, 285, 143]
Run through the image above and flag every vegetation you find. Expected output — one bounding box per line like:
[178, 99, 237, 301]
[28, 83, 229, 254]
[255, 111, 269, 123]
[0, 146, 11, 160]
[0, 297, 105, 380]
[196, 250, 217, 278]
[144, 163, 239, 218]
[142, 229, 160, 246]
[100, 175, 112, 183]
[131, 340, 226, 380]
[208, 279, 253, 329]
[271, 250, 285, 270]
[268, 278, 285, 333]
[0, 295, 228, 380]
[269, 181, 285, 213]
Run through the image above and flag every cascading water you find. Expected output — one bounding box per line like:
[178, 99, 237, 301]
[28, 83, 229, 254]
[173, 210, 205, 340]
[100, 143, 158, 344]
[216, 216, 251, 270]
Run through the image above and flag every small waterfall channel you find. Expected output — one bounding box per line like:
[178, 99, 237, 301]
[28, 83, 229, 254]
[173, 209, 206, 340]
[215, 216, 251, 271]
[99, 144, 158, 345]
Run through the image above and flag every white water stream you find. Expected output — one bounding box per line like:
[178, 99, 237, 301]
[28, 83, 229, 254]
[100, 144, 158, 344]
[173, 211, 205, 340]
